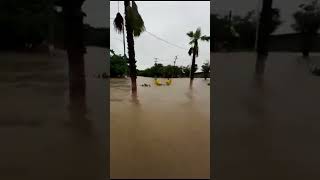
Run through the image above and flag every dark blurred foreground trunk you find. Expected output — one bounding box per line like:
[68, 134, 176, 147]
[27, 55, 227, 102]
[58, 0, 87, 124]
[255, 0, 273, 77]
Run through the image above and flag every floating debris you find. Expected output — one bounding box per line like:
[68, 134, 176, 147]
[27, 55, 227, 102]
[141, 83, 151, 87]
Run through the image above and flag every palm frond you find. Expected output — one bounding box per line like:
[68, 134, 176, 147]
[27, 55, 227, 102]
[127, 1, 145, 37]
[194, 27, 201, 39]
[133, 13, 145, 36]
[189, 39, 196, 45]
[188, 47, 193, 56]
[187, 31, 194, 38]
[200, 35, 210, 41]
[113, 12, 124, 33]
[110, 49, 115, 55]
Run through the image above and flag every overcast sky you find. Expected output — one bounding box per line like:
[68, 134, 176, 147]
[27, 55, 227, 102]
[83, 0, 310, 69]
[212, 0, 310, 35]
[110, 1, 210, 70]
[83, 0, 108, 28]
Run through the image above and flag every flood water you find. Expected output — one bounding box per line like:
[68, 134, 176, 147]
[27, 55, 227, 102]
[213, 52, 320, 180]
[0, 46, 107, 179]
[110, 77, 210, 179]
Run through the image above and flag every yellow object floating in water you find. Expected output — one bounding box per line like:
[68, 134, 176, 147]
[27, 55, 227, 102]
[154, 79, 172, 86]
[165, 79, 172, 85]
[155, 79, 162, 86]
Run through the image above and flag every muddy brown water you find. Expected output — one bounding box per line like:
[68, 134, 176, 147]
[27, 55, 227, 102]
[110, 77, 210, 179]
[213, 52, 320, 180]
[0, 47, 107, 180]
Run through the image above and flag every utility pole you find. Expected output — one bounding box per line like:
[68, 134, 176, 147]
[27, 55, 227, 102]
[173, 55, 178, 78]
[122, 3, 126, 60]
[154, 57, 158, 65]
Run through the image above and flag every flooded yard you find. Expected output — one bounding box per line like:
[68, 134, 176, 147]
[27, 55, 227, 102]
[110, 77, 210, 179]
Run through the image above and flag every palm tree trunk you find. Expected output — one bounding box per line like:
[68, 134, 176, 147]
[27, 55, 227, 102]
[190, 41, 198, 82]
[63, 1, 87, 122]
[255, 0, 273, 76]
[189, 49, 196, 87]
[124, 1, 137, 94]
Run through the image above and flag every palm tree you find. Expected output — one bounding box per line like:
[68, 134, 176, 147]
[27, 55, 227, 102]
[113, 1, 145, 94]
[201, 61, 210, 80]
[187, 27, 210, 86]
[292, 0, 320, 57]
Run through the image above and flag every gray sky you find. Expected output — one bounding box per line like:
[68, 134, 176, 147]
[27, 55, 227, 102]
[110, 1, 210, 71]
[212, 0, 310, 35]
[83, 0, 108, 28]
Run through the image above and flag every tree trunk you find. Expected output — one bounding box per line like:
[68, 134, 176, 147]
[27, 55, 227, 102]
[190, 41, 198, 84]
[302, 32, 312, 58]
[124, 1, 137, 94]
[48, 1, 55, 56]
[255, 0, 273, 76]
[190, 51, 196, 80]
[62, 0, 87, 123]
[255, 53, 267, 76]
[189, 50, 196, 86]
[302, 50, 309, 57]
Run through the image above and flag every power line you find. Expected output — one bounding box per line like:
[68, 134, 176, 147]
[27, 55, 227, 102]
[110, 12, 188, 51]
[144, 30, 188, 51]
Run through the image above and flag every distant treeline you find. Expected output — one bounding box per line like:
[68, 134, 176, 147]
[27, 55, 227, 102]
[211, 8, 281, 52]
[110, 49, 211, 78]
[137, 64, 197, 78]
[84, 26, 109, 48]
[0, 0, 108, 51]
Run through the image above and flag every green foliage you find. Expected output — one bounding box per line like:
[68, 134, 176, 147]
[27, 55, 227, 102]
[201, 61, 210, 79]
[110, 50, 128, 77]
[84, 25, 109, 48]
[292, 0, 320, 34]
[137, 63, 200, 78]
[212, 8, 281, 51]
[113, 12, 124, 33]
[270, 8, 282, 34]
[211, 14, 233, 44]
[126, 1, 145, 37]
[232, 11, 257, 49]
[0, 0, 52, 49]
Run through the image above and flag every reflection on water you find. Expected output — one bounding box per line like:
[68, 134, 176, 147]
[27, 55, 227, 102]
[110, 76, 210, 179]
